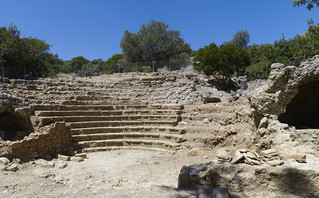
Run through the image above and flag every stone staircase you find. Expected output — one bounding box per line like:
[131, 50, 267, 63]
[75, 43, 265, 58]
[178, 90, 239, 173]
[1, 76, 189, 153]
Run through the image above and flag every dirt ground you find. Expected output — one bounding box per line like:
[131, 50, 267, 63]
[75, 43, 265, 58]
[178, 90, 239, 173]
[0, 150, 211, 198]
[0, 149, 307, 198]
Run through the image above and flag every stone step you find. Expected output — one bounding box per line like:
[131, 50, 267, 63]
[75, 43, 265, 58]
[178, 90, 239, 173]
[80, 146, 174, 153]
[31, 104, 148, 111]
[34, 109, 182, 117]
[70, 126, 186, 135]
[31, 104, 183, 111]
[37, 115, 181, 126]
[72, 132, 185, 143]
[74, 139, 180, 150]
[68, 120, 178, 128]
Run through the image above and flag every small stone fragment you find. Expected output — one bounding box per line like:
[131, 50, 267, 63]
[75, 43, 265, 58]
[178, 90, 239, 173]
[231, 150, 245, 164]
[6, 163, 19, 172]
[216, 149, 230, 162]
[70, 156, 84, 162]
[265, 160, 284, 166]
[259, 117, 268, 129]
[75, 153, 87, 159]
[0, 157, 10, 165]
[187, 148, 201, 157]
[203, 118, 210, 124]
[58, 154, 70, 161]
[56, 162, 68, 169]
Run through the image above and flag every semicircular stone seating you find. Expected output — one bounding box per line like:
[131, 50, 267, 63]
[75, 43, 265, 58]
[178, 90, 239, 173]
[3, 77, 187, 153]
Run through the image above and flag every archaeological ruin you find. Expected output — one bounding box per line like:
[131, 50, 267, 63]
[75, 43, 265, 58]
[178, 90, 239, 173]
[1, 56, 319, 197]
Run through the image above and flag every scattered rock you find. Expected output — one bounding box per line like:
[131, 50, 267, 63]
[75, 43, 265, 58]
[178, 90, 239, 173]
[35, 159, 55, 168]
[75, 153, 87, 159]
[230, 150, 245, 164]
[56, 162, 68, 169]
[70, 156, 84, 162]
[200, 87, 221, 103]
[6, 163, 19, 172]
[283, 154, 307, 163]
[58, 154, 70, 161]
[216, 149, 230, 162]
[0, 157, 10, 165]
[203, 118, 210, 124]
[265, 160, 284, 166]
[258, 117, 268, 129]
[187, 148, 201, 157]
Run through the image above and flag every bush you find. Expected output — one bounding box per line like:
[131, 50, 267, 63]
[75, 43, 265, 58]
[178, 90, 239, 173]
[194, 43, 250, 78]
[246, 60, 272, 80]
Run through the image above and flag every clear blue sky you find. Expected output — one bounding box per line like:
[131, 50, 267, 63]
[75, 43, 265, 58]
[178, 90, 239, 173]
[1, 0, 319, 61]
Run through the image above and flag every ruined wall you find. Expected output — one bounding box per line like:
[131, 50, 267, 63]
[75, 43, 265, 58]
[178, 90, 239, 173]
[0, 122, 72, 160]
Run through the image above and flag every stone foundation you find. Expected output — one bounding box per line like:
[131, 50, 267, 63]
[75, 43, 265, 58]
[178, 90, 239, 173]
[0, 122, 72, 160]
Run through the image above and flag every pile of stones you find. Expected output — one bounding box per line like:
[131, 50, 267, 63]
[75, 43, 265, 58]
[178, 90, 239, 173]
[217, 148, 285, 167]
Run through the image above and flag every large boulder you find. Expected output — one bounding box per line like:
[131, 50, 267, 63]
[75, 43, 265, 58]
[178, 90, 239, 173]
[199, 87, 221, 103]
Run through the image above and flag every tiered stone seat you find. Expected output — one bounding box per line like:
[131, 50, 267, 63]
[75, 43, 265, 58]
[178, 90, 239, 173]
[31, 103, 185, 152]
[2, 75, 189, 152]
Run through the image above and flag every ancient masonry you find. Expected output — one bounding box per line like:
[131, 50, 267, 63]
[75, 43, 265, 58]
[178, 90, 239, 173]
[178, 56, 319, 197]
[0, 72, 217, 160]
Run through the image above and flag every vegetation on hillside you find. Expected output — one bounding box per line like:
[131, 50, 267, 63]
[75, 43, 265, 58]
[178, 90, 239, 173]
[0, 25, 62, 78]
[2, 1, 319, 80]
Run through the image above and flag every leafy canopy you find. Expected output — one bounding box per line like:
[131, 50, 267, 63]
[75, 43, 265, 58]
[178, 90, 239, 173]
[120, 20, 191, 70]
[225, 30, 250, 48]
[292, 0, 319, 10]
[194, 43, 250, 78]
[0, 24, 61, 78]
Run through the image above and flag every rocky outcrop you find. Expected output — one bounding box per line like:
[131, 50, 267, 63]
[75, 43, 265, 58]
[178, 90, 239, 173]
[248, 55, 319, 120]
[178, 161, 319, 197]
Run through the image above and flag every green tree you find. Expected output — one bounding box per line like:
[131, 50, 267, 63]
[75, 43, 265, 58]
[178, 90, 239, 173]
[225, 30, 250, 48]
[194, 43, 250, 78]
[120, 20, 191, 71]
[292, 0, 319, 10]
[104, 54, 124, 74]
[0, 24, 61, 78]
[67, 56, 89, 74]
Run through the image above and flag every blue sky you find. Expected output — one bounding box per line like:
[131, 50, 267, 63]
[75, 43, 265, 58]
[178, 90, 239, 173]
[1, 0, 319, 61]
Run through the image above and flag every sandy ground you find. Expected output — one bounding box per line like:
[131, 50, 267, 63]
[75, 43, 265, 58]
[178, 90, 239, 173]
[0, 150, 213, 198]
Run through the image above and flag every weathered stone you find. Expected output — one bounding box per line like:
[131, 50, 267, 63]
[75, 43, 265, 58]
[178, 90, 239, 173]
[56, 162, 68, 169]
[258, 117, 268, 129]
[0, 157, 10, 165]
[58, 154, 70, 161]
[6, 163, 19, 172]
[230, 150, 245, 164]
[199, 87, 221, 103]
[216, 149, 230, 162]
[70, 156, 84, 162]
[203, 118, 210, 124]
[75, 153, 87, 159]
[187, 148, 201, 157]
[283, 154, 307, 163]
[265, 160, 284, 166]
[35, 159, 55, 168]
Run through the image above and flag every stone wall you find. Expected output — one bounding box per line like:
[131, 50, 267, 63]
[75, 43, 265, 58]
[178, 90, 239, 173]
[0, 122, 72, 160]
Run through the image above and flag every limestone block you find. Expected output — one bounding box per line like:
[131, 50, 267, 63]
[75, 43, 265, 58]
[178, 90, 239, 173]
[70, 156, 84, 162]
[58, 154, 70, 161]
